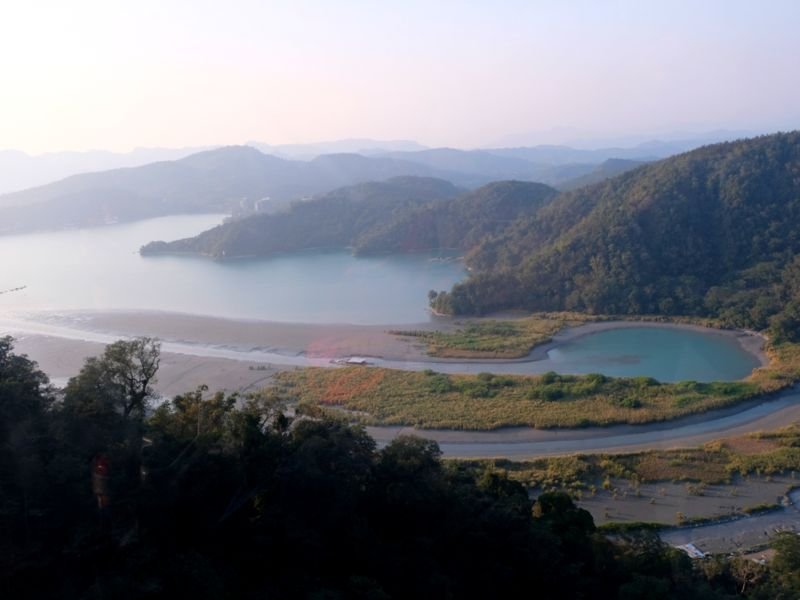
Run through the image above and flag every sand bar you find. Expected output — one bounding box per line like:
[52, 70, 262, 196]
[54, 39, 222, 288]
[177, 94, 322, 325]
[2, 309, 769, 367]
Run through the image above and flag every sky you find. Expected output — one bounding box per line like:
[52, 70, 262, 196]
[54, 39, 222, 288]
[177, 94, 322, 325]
[0, 0, 798, 154]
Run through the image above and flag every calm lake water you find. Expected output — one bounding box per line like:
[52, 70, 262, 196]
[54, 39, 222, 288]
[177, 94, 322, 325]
[0, 214, 466, 324]
[544, 327, 760, 382]
[374, 327, 760, 382]
[0, 215, 760, 381]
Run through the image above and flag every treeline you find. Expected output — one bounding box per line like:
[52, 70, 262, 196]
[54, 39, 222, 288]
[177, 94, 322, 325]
[353, 180, 557, 254]
[433, 132, 800, 341]
[141, 176, 461, 258]
[140, 178, 560, 260]
[3, 336, 800, 598]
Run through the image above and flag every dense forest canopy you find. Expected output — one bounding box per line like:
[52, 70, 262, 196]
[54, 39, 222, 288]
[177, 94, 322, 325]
[353, 180, 557, 254]
[141, 179, 559, 260]
[3, 336, 800, 598]
[433, 132, 800, 341]
[141, 176, 461, 258]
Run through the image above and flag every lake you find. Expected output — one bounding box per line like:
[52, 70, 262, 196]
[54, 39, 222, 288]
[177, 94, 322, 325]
[374, 326, 760, 382]
[0, 214, 466, 325]
[0, 215, 761, 381]
[544, 326, 760, 382]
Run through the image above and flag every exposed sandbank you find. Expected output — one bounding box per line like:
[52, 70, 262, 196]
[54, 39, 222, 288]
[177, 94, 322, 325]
[10, 334, 280, 398]
[26, 309, 442, 361]
[5, 309, 769, 369]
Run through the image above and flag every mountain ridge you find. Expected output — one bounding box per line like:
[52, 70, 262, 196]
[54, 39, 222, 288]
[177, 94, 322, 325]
[140, 176, 462, 258]
[434, 131, 800, 341]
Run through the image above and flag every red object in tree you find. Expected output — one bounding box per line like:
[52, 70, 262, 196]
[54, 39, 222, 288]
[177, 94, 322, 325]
[91, 453, 111, 509]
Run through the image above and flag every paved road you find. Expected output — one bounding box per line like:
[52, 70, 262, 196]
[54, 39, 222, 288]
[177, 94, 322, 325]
[368, 386, 800, 458]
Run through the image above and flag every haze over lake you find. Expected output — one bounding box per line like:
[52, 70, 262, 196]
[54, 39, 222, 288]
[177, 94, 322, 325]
[0, 215, 466, 325]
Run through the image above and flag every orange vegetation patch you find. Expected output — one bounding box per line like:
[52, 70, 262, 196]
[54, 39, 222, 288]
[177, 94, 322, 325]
[316, 368, 385, 405]
[723, 436, 781, 456]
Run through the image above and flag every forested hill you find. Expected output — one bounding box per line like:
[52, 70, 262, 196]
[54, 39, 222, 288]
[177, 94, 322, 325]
[435, 132, 800, 339]
[557, 158, 648, 191]
[140, 176, 461, 258]
[0, 146, 450, 234]
[354, 181, 557, 254]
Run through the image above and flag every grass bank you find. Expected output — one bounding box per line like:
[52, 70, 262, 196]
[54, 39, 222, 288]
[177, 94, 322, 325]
[389, 312, 589, 358]
[276, 367, 760, 430]
[274, 337, 800, 430]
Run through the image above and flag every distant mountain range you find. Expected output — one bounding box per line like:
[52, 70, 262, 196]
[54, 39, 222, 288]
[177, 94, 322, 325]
[0, 147, 458, 234]
[0, 140, 428, 195]
[247, 139, 427, 160]
[0, 131, 750, 195]
[0, 147, 213, 196]
[0, 132, 766, 235]
[0, 144, 640, 234]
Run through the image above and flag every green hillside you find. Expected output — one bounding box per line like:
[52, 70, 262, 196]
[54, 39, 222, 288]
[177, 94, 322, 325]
[140, 176, 460, 258]
[354, 180, 557, 254]
[557, 158, 648, 191]
[435, 132, 800, 341]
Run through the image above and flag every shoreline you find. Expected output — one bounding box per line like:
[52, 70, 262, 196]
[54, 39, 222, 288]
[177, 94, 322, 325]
[3, 308, 768, 368]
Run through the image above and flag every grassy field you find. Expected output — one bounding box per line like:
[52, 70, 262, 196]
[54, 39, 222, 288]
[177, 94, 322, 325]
[275, 366, 763, 430]
[273, 288, 800, 432]
[389, 312, 590, 358]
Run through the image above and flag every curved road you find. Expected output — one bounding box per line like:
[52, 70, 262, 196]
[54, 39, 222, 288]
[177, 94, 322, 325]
[367, 386, 800, 458]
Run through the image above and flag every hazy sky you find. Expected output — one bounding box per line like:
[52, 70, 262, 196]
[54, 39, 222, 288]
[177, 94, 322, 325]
[1, 0, 798, 153]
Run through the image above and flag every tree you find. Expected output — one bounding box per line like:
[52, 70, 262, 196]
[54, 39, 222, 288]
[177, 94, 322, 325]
[769, 531, 800, 594]
[64, 337, 161, 420]
[730, 556, 767, 594]
[0, 336, 51, 442]
[0, 337, 52, 549]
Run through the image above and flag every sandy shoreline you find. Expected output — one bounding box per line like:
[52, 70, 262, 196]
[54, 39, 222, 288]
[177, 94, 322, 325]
[26, 309, 446, 361]
[0, 310, 769, 393]
[4, 308, 769, 366]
